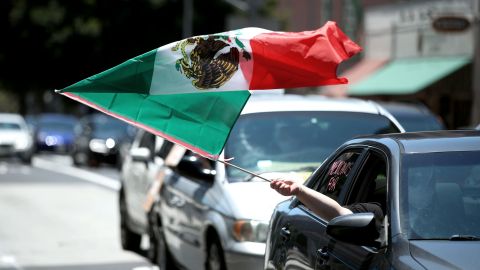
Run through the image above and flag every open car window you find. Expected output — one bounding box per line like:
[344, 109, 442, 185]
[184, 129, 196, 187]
[346, 150, 388, 216]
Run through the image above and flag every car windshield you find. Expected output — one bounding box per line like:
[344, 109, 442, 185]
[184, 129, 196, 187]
[400, 151, 480, 240]
[224, 111, 399, 182]
[39, 120, 76, 132]
[92, 118, 130, 137]
[0, 122, 22, 130]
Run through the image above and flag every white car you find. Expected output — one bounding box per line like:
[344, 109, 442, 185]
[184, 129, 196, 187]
[0, 113, 34, 164]
[119, 94, 405, 270]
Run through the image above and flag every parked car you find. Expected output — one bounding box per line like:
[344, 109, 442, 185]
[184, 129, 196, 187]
[0, 113, 34, 164]
[117, 94, 405, 270]
[377, 101, 446, 131]
[72, 113, 136, 167]
[34, 113, 78, 153]
[265, 130, 480, 270]
[119, 128, 172, 254]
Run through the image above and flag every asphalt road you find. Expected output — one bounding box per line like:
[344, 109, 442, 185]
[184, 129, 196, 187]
[0, 154, 155, 270]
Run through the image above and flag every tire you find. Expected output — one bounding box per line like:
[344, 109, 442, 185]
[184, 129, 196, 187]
[72, 151, 87, 166]
[206, 235, 227, 270]
[119, 190, 142, 252]
[149, 213, 177, 270]
[21, 153, 32, 165]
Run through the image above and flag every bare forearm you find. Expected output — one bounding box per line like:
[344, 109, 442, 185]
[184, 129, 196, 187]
[296, 185, 352, 221]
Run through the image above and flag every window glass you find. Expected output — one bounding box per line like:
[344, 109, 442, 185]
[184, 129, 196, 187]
[225, 111, 399, 182]
[157, 139, 174, 159]
[347, 152, 387, 214]
[317, 151, 361, 201]
[0, 122, 21, 130]
[400, 151, 480, 239]
[139, 132, 155, 153]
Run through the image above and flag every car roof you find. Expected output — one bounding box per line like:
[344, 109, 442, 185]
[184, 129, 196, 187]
[241, 94, 384, 114]
[37, 113, 77, 122]
[352, 130, 480, 154]
[0, 113, 26, 123]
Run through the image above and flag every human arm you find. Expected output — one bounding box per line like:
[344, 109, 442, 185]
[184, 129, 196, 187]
[270, 179, 353, 221]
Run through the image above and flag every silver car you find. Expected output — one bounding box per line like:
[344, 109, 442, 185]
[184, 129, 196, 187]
[146, 94, 405, 270]
[0, 113, 34, 164]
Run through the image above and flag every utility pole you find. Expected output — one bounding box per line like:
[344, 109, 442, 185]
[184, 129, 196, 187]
[247, 0, 260, 26]
[471, 0, 480, 125]
[182, 0, 193, 38]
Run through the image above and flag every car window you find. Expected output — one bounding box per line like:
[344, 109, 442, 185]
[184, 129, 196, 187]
[400, 151, 480, 239]
[346, 151, 388, 215]
[225, 111, 399, 182]
[0, 122, 21, 130]
[139, 131, 155, 153]
[393, 114, 444, 131]
[156, 139, 174, 159]
[315, 150, 362, 202]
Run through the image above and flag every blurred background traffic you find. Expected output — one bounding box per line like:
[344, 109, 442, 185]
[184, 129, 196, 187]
[0, 0, 479, 270]
[0, 0, 479, 130]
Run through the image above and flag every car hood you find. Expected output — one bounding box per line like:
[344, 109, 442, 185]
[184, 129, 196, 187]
[410, 240, 480, 269]
[0, 130, 29, 143]
[38, 129, 74, 138]
[91, 131, 126, 141]
[223, 173, 295, 221]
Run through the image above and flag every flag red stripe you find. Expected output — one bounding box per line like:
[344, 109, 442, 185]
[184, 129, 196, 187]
[248, 21, 362, 90]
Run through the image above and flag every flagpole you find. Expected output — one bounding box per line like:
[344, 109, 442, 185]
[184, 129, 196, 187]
[217, 159, 272, 182]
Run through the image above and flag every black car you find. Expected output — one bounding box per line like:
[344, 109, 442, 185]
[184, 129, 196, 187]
[377, 101, 446, 131]
[72, 113, 135, 167]
[265, 130, 480, 270]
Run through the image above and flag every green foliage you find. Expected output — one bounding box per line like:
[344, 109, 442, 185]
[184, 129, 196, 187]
[0, 0, 236, 113]
[0, 89, 19, 113]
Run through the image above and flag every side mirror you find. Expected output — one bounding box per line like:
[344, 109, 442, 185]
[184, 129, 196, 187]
[176, 155, 215, 182]
[130, 147, 152, 162]
[326, 213, 380, 247]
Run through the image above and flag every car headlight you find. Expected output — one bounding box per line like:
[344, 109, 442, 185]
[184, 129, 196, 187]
[89, 139, 108, 153]
[232, 220, 269, 243]
[105, 138, 116, 149]
[45, 135, 59, 146]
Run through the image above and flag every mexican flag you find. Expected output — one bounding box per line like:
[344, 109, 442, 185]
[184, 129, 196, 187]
[57, 21, 361, 158]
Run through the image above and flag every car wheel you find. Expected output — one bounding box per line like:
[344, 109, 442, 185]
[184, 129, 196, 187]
[21, 153, 32, 165]
[149, 213, 177, 269]
[206, 236, 226, 270]
[119, 190, 142, 252]
[72, 151, 87, 166]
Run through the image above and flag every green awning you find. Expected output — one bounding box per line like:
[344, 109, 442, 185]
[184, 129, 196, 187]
[348, 57, 471, 96]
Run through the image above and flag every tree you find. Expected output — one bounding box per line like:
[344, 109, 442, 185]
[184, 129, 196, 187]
[0, 0, 234, 114]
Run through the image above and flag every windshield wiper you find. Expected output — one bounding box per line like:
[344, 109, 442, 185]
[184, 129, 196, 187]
[449, 235, 480, 241]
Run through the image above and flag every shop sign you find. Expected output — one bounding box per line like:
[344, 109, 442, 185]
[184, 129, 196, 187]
[432, 16, 471, 32]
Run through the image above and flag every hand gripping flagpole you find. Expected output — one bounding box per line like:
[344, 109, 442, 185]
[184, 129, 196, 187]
[217, 159, 272, 182]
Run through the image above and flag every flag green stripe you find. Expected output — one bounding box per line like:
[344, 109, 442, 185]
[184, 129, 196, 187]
[61, 49, 157, 94]
[69, 90, 250, 156]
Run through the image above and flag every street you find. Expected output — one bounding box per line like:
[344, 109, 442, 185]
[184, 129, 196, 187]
[0, 155, 154, 270]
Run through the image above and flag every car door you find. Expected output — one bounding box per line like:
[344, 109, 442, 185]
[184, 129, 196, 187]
[323, 148, 391, 270]
[162, 151, 215, 270]
[124, 130, 157, 226]
[281, 148, 366, 270]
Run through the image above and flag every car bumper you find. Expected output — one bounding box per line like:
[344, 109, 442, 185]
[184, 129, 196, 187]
[0, 144, 31, 157]
[36, 142, 73, 153]
[224, 242, 265, 270]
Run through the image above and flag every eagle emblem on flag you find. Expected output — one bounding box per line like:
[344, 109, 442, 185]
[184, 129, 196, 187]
[172, 35, 251, 89]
